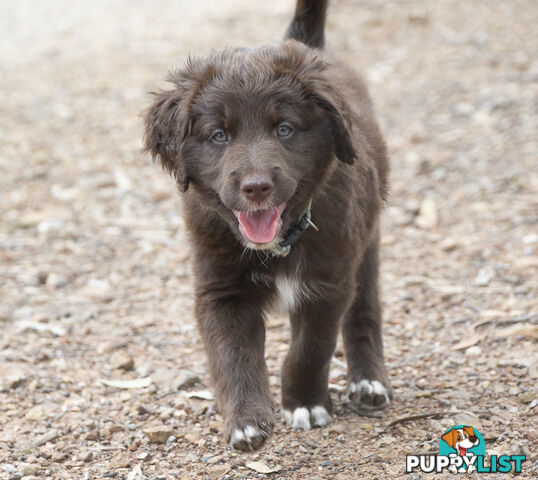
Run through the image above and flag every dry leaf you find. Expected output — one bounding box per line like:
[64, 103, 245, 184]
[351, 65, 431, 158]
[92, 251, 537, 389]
[451, 333, 487, 351]
[184, 390, 214, 400]
[100, 377, 152, 389]
[245, 461, 281, 474]
[16, 320, 66, 336]
[493, 323, 538, 339]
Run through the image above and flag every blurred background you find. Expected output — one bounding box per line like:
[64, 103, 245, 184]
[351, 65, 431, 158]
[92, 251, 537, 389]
[1, 1, 536, 478]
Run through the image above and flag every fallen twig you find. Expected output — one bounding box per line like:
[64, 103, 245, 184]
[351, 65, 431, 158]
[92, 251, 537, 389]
[384, 411, 459, 431]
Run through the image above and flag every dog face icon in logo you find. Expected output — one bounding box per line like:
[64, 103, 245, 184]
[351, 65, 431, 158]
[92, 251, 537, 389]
[439, 425, 486, 474]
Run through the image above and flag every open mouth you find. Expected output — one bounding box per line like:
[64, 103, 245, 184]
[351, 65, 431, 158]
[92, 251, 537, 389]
[457, 446, 467, 456]
[233, 204, 285, 244]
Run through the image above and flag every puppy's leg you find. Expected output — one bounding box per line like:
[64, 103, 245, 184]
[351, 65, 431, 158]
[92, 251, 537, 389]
[196, 295, 274, 451]
[342, 236, 391, 412]
[281, 297, 345, 430]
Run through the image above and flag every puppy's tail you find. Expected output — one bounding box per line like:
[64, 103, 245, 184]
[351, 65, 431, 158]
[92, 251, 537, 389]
[285, 0, 328, 49]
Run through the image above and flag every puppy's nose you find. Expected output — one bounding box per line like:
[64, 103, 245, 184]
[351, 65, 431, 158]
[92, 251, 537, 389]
[240, 177, 273, 203]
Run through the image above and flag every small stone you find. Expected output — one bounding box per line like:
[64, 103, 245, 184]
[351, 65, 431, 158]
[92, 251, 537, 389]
[46, 273, 67, 288]
[245, 461, 281, 474]
[25, 405, 45, 420]
[137, 404, 154, 416]
[2, 464, 16, 473]
[465, 346, 482, 357]
[408, 10, 429, 24]
[151, 368, 200, 393]
[185, 433, 199, 444]
[0, 364, 28, 390]
[208, 465, 230, 480]
[80, 451, 93, 462]
[520, 392, 536, 404]
[85, 429, 99, 441]
[20, 463, 40, 476]
[452, 411, 481, 429]
[110, 352, 135, 371]
[414, 198, 438, 229]
[129, 439, 141, 451]
[144, 426, 175, 443]
[415, 390, 432, 397]
[136, 451, 150, 461]
[120, 391, 132, 402]
[474, 266, 495, 287]
[109, 424, 125, 433]
[439, 237, 458, 252]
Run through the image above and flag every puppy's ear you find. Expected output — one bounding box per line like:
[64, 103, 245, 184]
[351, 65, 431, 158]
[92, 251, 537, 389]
[143, 88, 190, 191]
[277, 42, 357, 165]
[311, 93, 356, 165]
[143, 59, 215, 192]
[441, 429, 458, 448]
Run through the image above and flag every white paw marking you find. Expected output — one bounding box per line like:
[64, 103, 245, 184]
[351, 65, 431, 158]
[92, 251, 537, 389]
[231, 424, 265, 445]
[347, 379, 390, 409]
[311, 406, 332, 427]
[282, 406, 332, 430]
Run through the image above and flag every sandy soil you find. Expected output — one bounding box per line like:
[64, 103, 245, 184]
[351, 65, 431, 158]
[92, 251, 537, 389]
[0, 1, 536, 479]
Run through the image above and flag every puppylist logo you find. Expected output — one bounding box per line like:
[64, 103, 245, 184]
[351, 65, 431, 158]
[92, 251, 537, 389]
[406, 425, 527, 474]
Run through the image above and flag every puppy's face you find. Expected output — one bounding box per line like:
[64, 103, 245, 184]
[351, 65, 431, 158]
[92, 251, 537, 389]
[144, 42, 356, 249]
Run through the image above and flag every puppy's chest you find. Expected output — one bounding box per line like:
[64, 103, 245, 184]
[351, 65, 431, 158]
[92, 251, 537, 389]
[250, 270, 319, 313]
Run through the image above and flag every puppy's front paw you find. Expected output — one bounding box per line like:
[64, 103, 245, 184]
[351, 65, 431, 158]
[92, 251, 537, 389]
[347, 379, 390, 413]
[225, 417, 273, 451]
[281, 405, 332, 430]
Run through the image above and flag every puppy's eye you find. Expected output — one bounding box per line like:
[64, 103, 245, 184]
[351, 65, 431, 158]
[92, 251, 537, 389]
[210, 129, 229, 144]
[276, 122, 294, 137]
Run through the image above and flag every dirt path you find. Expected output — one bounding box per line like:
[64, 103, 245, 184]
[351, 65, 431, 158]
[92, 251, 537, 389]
[1, 1, 536, 478]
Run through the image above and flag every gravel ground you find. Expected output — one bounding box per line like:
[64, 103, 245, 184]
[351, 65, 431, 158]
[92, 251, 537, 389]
[1, 1, 537, 479]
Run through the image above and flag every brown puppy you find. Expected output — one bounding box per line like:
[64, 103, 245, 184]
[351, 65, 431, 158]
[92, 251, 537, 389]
[144, 0, 391, 451]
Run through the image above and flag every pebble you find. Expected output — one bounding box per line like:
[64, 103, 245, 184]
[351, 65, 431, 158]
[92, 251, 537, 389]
[0, 364, 28, 390]
[45, 273, 67, 288]
[25, 405, 45, 421]
[144, 426, 175, 443]
[414, 198, 438, 229]
[151, 368, 200, 393]
[474, 266, 495, 286]
[109, 352, 135, 371]
[85, 429, 99, 441]
[439, 237, 458, 252]
[109, 424, 125, 433]
[520, 392, 536, 404]
[452, 411, 481, 429]
[80, 451, 93, 462]
[465, 346, 482, 357]
[2, 464, 16, 473]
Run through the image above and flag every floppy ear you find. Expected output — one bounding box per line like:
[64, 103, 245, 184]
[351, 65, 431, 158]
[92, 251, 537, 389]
[441, 429, 458, 448]
[143, 88, 191, 191]
[311, 93, 356, 165]
[143, 59, 215, 192]
[276, 42, 357, 165]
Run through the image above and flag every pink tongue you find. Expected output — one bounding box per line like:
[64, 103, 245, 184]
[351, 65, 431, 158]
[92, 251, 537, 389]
[238, 208, 280, 244]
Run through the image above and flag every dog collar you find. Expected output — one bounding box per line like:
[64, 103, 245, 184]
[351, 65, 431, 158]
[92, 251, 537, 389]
[269, 200, 318, 257]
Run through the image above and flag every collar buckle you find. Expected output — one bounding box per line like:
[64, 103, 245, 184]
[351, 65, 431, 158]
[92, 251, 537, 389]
[269, 200, 316, 257]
